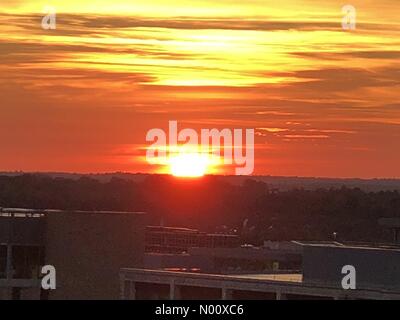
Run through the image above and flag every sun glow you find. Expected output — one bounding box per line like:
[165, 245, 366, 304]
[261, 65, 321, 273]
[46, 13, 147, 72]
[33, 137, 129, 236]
[169, 153, 210, 177]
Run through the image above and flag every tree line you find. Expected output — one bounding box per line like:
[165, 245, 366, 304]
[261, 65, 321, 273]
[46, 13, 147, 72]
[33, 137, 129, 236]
[0, 174, 399, 244]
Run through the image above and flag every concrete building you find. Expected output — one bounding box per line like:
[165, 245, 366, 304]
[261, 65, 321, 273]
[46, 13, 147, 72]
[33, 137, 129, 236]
[146, 226, 239, 254]
[121, 242, 400, 300]
[302, 242, 400, 291]
[144, 245, 301, 273]
[186, 244, 302, 273]
[0, 208, 145, 300]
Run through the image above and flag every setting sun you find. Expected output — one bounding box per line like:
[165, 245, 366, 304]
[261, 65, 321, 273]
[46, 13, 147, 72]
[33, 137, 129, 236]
[169, 153, 209, 177]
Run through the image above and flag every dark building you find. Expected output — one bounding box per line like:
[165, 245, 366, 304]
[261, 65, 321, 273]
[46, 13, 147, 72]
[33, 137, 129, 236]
[145, 226, 239, 254]
[302, 242, 400, 291]
[187, 245, 302, 273]
[144, 244, 302, 274]
[121, 242, 400, 300]
[0, 208, 145, 300]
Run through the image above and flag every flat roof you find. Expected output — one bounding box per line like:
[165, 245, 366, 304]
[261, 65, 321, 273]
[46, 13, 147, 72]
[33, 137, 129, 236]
[146, 226, 238, 237]
[300, 242, 400, 252]
[233, 273, 302, 283]
[120, 268, 400, 299]
[147, 226, 199, 233]
[0, 208, 146, 216]
[121, 268, 302, 284]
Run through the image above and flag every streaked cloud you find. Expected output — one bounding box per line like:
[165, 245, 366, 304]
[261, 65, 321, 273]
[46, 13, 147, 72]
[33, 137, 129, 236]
[0, 0, 399, 177]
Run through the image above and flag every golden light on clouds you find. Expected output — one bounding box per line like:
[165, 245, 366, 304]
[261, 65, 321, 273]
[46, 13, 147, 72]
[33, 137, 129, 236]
[0, 0, 399, 177]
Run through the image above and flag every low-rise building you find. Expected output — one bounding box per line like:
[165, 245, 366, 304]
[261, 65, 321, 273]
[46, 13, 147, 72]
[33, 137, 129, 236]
[0, 208, 145, 299]
[121, 242, 400, 300]
[145, 226, 239, 254]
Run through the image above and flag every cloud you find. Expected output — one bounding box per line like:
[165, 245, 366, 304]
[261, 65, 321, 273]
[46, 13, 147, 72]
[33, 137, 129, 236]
[288, 67, 400, 92]
[257, 127, 289, 133]
[292, 51, 400, 60]
[0, 7, 399, 177]
[283, 134, 330, 139]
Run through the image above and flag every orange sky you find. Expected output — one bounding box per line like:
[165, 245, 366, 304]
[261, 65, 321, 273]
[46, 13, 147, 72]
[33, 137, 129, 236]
[0, 0, 399, 177]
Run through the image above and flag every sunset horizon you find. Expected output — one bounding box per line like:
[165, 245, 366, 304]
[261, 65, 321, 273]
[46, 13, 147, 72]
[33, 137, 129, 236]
[1, 0, 399, 178]
[2, 0, 400, 304]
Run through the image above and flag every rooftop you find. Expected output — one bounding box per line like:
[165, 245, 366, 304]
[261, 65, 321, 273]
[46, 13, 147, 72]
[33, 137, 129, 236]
[0, 207, 145, 217]
[295, 240, 400, 252]
[121, 268, 303, 284]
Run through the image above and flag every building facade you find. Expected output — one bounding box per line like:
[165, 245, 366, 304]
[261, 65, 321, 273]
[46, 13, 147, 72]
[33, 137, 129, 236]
[145, 226, 239, 254]
[121, 243, 400, 300]
[0, 208, 145, 300]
